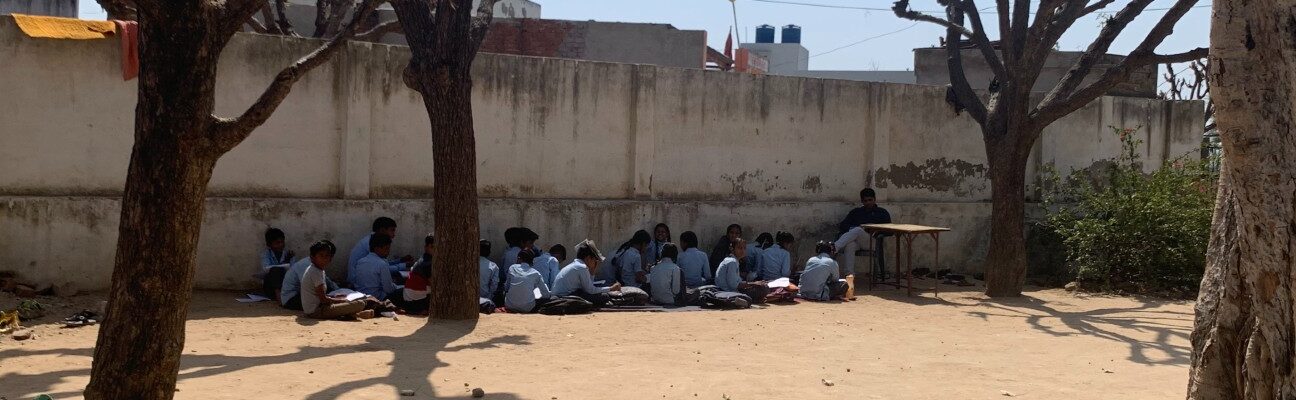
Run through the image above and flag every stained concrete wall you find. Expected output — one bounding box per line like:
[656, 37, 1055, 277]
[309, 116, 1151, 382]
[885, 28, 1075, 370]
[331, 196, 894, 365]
[0, 17, 1202, 289]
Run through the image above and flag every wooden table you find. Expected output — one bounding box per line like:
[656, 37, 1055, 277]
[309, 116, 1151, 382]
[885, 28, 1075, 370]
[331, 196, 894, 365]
[862, 223, 951, 296]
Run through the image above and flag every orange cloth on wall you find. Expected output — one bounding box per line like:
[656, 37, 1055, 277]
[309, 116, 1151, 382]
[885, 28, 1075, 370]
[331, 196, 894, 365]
[12, 14, 115, 39]
[113, 20, 139, 80]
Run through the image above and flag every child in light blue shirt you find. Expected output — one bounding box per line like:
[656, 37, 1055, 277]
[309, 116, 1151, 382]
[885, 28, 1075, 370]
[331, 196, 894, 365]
[647, 243, 683, 305]
[759, 231, 795, 281]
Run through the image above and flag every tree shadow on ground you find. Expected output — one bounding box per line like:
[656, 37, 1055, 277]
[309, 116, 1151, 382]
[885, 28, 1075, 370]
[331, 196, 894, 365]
[0, 318, 529, 399]
[963, 294, 1192, 366]
[867, 285, 1192, 366]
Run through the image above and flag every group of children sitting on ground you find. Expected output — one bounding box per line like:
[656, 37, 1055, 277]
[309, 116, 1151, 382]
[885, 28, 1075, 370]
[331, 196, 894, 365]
[258, 188, 894, 320]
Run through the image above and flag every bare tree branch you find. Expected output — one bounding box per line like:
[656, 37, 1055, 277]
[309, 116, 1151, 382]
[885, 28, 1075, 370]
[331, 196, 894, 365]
[996, 0, 1012, 64]
[942, 4, 988, 123]
[211, 0, 384, 152]
[891, 0, 977, 39]
[245, 14, 271, 34]
[1144, 48, 1209, 64]
[313, 0, 330, 38]
[258, 3, 284, 35]
[356, 19, 402, 42]
[274, 0, 298, 36]
[1081, 0, 1117, 15]
[958, 0, 1009, 80]
[1008, 0, 1030, 62]
[1036, 0, 1156, 109]
[470, 0, 499, 51]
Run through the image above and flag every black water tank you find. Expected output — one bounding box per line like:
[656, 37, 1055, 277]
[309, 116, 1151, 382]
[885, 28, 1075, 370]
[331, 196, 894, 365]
[782, 24, 802, 43]
[755, 24, 775, 43]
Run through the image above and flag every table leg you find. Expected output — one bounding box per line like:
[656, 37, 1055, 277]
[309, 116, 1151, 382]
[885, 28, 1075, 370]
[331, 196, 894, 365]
[932, 232, 940, 297]
[895, 233, 902, 290]
[905, 235, 915, 296]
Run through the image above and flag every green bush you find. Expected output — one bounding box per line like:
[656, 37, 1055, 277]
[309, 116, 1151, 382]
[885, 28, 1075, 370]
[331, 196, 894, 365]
[1040, 127, 1216, 296]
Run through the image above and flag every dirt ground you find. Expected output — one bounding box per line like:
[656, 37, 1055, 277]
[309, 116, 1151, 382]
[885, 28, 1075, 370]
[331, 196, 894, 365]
[0, 286, 1194, 400]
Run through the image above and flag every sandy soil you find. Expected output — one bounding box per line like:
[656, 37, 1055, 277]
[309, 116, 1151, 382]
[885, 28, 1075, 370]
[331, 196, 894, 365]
[0, 286, 1194, 400]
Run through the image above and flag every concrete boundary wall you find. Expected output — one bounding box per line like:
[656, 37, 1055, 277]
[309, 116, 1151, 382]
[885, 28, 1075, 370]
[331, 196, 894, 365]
[0, 17, 1202, 289]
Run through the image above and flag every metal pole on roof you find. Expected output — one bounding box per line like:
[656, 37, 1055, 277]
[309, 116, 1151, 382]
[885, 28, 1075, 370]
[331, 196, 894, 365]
[730, 0, 741, 44]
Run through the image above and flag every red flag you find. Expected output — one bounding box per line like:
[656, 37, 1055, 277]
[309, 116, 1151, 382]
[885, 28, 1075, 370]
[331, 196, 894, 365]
[724, 30, 734, 60]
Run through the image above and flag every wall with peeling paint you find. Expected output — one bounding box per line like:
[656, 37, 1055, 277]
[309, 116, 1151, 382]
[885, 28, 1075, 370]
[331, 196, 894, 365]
[0, 18, 1203, 289]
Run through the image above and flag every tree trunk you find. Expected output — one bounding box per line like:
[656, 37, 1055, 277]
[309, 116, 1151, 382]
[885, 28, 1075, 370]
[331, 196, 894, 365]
[1186, 1, 1296, 397]
[84, 16, 224, 400]
[413, 66, 482, 320]
[392, 0, 488, 320]
[982, 122, 1036, 298]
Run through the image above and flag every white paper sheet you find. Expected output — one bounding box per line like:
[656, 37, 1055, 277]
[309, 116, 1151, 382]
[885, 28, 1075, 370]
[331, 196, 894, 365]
[766, 277, 792, 288]
[235, 294, 272, 303]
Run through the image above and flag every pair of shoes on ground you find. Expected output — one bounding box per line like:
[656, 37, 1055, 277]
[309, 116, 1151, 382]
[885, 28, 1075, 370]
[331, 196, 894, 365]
[63, 310, 100, 327]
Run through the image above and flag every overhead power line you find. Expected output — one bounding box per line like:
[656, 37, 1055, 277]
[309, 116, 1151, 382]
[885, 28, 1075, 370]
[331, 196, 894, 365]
[747, 0, 1213, 14]
[768, 22, 921, 69]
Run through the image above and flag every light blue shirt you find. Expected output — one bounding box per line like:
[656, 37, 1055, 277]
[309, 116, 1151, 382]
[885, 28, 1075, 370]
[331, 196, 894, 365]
[744, 244, 764, 280]
[533, 252, 561, 287]
[505, 263, 551, 312]
[616, 247, 644, 287]
[551, 260, 609, 297]
[478, 257, 499, 298]
[715, 257, 743, 292]
[798, 253, 842, 301]
[760, 244, 792, 281]
[645, 240, 667, 266]
[353, 252, 398, 300]
[677, 248, 712, 287]
[280, 258, 338, 305]
[498, 246, 521, 292]
[260, 247, 294, 275]
[347, 233, 406, 284]
[648, 259, 682, 305]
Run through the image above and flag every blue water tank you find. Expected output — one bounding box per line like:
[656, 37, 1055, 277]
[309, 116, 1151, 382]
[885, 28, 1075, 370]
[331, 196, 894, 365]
[782, 24, 802, 43]
[755, 24, 776, 43]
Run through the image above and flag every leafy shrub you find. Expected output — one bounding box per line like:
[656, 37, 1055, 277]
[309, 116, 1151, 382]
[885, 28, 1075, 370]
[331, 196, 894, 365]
[1039, 127, 1216, 296]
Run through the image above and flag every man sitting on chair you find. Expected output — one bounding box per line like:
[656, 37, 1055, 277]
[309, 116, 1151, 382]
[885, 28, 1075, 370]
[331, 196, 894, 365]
[833, 188, 891, 277]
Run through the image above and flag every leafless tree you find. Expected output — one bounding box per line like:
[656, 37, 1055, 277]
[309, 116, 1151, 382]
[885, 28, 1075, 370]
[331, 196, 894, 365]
[82, 0, 381, 398]
[892, 0, 1206, 297]
[387, 0, 496, 319]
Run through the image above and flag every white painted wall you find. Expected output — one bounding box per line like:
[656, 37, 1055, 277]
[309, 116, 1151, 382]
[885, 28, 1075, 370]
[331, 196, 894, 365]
[0, 17, 1203, 289]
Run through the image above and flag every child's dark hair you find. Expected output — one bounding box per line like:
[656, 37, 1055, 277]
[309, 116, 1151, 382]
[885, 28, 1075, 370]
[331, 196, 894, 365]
[575, 239, 603, 261]
[815, 240, 836, 255]
[479, 240, 492, 257]
[680, 231, 699, 249]
[548, 244, 567, 260]
[755, 232, 774, 249]
[860, 188, 877, 202]
[518, 247, 537, 264]
[617, 230, 652, 253]
[264, 228, 285, 245]
[775, 231, 795, 246]
[424, 233, 436, 246]
[660, 243, 679, 262]
[654, 223, 672, 241]
[726, 224, 743, 235]
[503, 227, 521, 247]
[519, 228, 539, 243]
[309, 240, 336, 256]
[372, 217, 397, 232]
[369, 233, 393, 249]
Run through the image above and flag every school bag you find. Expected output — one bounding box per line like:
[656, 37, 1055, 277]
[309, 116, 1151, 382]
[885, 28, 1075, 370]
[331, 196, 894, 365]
[609, 286, 649, 306]
[478, 297, 496, 314]
[700, 290, 752, 310]
[536, 296, 595, 315]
